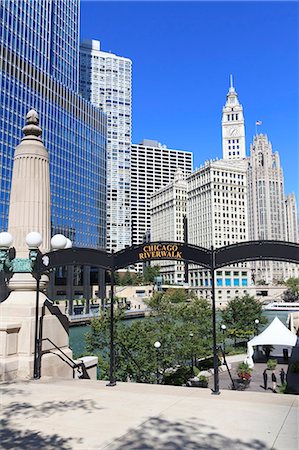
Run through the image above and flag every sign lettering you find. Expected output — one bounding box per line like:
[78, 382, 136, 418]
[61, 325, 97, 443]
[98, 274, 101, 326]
[138, 243, 183, 261]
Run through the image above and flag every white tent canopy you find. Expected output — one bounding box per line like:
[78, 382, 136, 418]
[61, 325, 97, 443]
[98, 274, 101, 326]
[245, 317, 298, 367]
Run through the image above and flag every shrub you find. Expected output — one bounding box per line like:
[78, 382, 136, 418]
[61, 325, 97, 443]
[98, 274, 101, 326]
[163, 366, 192, 386]
[237, 362, 252, 381]
[198, 374, 209, 383]
[267, 359, 278, 370]
[279, 383, 287, 394]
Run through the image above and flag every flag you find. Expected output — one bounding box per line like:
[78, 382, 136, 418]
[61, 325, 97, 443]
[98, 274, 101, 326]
[256, 120, 262, 125]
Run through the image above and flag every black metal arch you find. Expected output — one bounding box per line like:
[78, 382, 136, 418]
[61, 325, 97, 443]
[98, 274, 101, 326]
[35, 240, 299, 275]
[214, 240, 299, 269]
[35, 247, 112, 274]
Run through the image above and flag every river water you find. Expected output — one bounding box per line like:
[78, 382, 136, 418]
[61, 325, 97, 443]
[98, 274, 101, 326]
[69, 311, 289, 359]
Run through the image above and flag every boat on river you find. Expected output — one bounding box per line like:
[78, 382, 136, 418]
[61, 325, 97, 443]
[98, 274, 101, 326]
[263, 302, 299, 312]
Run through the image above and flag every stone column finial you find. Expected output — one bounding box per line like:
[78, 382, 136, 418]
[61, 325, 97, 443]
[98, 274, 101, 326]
[22, 109, 42, 140]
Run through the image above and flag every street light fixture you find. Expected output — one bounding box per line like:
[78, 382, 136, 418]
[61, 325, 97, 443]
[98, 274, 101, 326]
[0, 231, 71, 378]
[154, 341, 161, 384]
[189, 332, 194, 376]
[51, 234, 68, 250]
[254, 319, 260, 335]
[221, 324, 227, 354]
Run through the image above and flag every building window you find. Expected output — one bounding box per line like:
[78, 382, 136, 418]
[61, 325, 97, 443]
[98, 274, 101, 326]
[225, 278, 231, 286]
[233, 279, 239, 286]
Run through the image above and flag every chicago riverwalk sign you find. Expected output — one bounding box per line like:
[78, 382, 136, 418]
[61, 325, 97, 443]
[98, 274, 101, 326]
[35, 240, 299, 275]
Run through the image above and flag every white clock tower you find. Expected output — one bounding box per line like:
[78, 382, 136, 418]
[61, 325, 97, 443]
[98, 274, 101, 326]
[222, 75, 246, 159]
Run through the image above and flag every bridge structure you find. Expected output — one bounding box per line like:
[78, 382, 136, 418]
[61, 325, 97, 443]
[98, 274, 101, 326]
[34, 240, 299, 394]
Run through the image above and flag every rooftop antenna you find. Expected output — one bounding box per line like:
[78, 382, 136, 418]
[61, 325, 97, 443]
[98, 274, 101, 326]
[230, 74, 234, 89]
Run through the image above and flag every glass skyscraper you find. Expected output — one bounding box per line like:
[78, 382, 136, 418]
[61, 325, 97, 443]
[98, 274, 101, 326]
[0, 0, 107, 249]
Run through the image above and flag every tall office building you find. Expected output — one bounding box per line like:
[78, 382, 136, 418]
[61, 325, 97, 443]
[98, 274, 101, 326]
[286, 193, 299, 243]
[131, 140, 193, 248]
[187, 159, 251, 306]
[247, 134, 298, 282]
[0, 0, 107, 250]
[222, 76, 246, 160]
[150, 169, 187, 284]
[79, 39, 132, 252]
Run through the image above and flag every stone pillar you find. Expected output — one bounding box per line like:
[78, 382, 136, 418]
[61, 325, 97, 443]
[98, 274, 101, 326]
[7, 109, 51, 258]
[0, 111, 73, 381]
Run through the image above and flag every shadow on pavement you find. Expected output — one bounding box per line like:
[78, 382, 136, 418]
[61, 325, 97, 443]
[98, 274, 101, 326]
[0, 398, 105, 449]
[105, 416, 270, 450]
[0, 418, 77, 450]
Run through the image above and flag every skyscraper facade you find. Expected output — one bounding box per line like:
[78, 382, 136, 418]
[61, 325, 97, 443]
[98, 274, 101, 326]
[150, 169, 187, 284]
[0, 0, 107, 249]
[286, 193, 299, 243]
[79, 39, 132, 252]
[131, 140, 193, 248]
[187, 159, 251, 306]
[247, 134, 298, 282]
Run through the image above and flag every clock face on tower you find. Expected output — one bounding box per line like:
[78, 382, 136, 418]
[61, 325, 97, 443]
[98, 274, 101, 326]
[229, 127, 238, 137]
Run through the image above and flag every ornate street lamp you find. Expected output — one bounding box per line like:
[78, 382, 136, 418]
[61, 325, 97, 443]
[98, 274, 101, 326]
[189, 332, 194, 376]
[0, 231, 71, 378]
[154, 341, 161, 384]
[254, 319, 260, 335]
[221, 324, 227, 354]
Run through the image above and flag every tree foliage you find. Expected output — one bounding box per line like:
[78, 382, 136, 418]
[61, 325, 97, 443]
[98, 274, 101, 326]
[143, 265, 160, 283]
[221, 294, 267, 336]
[85, 289, 213, 383]
[282, 278, 299, 302]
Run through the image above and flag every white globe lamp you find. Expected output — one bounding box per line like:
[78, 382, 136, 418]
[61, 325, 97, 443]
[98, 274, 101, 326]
[51, 234, 67, 250]
[0, 232, 13, 249]
[64, 238, 73, 249]
[26, 231, 43, 249]
[154, 341, 161, 349]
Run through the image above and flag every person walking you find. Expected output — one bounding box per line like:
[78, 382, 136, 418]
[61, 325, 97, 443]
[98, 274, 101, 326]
[263, 369, 268, 390]
[272, 371, 277, 392]
[280, 368, 286, 385]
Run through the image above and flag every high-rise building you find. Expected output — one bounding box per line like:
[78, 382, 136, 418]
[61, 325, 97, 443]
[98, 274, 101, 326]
[0, 0, 107, 250]
[150, 169, 187, 284]
[131, 140, 193, 248]
[79, 39, 132, 252]
[187, 159, 251, 306]
[247, 134, 298, 282]
[222, 76, 246, 160]
[286, 193, 299, 243]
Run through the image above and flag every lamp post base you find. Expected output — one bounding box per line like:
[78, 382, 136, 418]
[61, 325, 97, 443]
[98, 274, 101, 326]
[211, 389, 221, 395]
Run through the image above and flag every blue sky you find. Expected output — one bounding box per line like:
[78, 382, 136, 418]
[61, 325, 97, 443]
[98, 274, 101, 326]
[80, 1, 298, 195]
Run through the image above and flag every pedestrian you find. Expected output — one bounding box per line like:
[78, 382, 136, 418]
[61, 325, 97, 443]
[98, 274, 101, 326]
[280, 368, 285, 385]
[263, 369, 268, 390]
[272, 371, 277, 392]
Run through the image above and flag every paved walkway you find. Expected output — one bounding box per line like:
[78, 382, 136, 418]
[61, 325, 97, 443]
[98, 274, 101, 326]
[1, 378, 298, 450]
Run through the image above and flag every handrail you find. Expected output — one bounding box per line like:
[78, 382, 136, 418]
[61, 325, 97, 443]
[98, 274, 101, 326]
[38, 337, 90, 379]
[217, 346, 236, 390]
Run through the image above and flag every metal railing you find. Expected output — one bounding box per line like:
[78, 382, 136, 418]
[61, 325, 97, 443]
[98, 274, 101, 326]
[36, 337, 90, 380]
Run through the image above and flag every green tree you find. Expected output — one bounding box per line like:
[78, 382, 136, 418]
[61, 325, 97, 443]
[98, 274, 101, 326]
[114, 272, 121, 285]
[122, 270, 133, 286]
[221, 294, 267, 337]
[283, 278, 299, 302]
[85, 292, 213, 383]
[143, 265, 160, 284]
